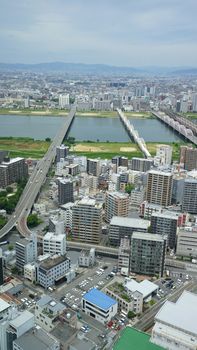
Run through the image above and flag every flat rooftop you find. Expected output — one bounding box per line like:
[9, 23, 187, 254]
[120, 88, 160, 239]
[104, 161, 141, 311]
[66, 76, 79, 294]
[0, 298, 10, 313]
[125, 279, 158, 299]
[113, 327, 164, 350]
[110, 216, 150, 229]
[14, 327, 59, 350]
[155, 291, 197, 336]
[132, 231, 165, 242]
[83, 288, 117, 310]
[10, 310, 34, 329]
[40, 254, 69, 270]
[37, 295, 65, 313]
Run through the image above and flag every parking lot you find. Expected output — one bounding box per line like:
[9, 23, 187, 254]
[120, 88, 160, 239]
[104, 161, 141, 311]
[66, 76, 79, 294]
[154, 274, 191, 301]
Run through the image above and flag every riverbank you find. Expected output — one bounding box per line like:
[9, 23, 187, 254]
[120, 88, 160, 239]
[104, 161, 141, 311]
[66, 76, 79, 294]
[0, 108, 153, 119]
[0, 137, 187, 160]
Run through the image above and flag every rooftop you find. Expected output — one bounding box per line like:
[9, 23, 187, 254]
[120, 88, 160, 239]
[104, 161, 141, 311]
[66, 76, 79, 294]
[37, 295, 65, 313]
[10, 310, 34, 329]
[125, 279, 158, 299]
[113, 327, 164, 350]
[110, 216, 150, 229]
[0, 298, 10, 313]
[151, 210, 180, 220]
[132, 231, 165, 242]
[83, 288, 117, 310]
[39, 254, 69, 270]
[69, 337, 95, 350]
[13, 327, 59, 350]
[155, 291, 197, 336]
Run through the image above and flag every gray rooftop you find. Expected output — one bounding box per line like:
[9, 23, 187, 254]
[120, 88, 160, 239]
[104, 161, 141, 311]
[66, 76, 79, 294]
[10, 310, 34, 329]
[110, 216, 150, 229]
[70, 337, 95, 350]
[151, 210, 180, 220]
[37, 295, 65, 313]
[132, 231, 165, 242]
[39, 254, 69, 270]
[13, 327, 59, 350]
[155, 291, 197, 336]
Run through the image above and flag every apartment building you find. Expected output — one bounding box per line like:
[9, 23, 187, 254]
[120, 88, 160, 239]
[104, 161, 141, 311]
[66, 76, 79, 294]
[105, 191, 129, 223]
[182, 178, 197, 214]
[15, 234, 37, 270]
[58, 178, 74, 205]
[146, 170, 173, 206]
[0, 157, 28, 188]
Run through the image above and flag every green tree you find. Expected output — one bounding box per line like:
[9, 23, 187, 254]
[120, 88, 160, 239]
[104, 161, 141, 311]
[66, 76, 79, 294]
[45, 137, 51, 142]
[27, 214, 42, 228]
[6, 186, 13, 194]
[127, 311, 136, 319]
[0, 215, 7, 229]
[125, 183, 135, 194]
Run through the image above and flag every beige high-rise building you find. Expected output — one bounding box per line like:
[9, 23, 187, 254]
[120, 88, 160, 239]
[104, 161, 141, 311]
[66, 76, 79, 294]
[72, 198, 102, 244]
[180, 146, 197, 171]
[105, 191, 129, 223]
[146, 170, 173, 207]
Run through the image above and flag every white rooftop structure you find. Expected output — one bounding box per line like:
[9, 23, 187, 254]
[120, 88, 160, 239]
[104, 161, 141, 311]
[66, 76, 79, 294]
[0, 298, 10, 313]
[110, 216, 150, 230]
[125, 279, 158, 300]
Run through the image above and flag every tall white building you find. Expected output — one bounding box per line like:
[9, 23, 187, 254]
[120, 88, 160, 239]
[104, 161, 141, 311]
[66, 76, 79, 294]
[59, 94, 70, 108]
[43, 228, 66, 256]
[192, 93, 197, 112]
[155, 144, 172, 166]
[15, 233, 37, 270]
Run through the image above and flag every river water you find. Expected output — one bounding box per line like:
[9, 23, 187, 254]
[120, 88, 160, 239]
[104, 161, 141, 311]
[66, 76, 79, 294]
[0, 114, 182, 142]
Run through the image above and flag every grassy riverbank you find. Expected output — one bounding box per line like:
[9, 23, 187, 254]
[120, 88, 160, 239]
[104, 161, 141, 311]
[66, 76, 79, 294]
[0, 137, 50, 158]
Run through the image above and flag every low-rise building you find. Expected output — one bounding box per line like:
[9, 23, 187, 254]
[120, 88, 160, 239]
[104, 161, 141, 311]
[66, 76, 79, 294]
[125, 279, 158, 302]
[78, 248, 95, 267]
[176, 227, 197, 258]
[13, 326, 60, 350]
[82, 288, 117, 324]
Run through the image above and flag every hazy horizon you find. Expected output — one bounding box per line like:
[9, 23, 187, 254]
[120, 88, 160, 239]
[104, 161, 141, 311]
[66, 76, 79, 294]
[0, 0, 197, 66]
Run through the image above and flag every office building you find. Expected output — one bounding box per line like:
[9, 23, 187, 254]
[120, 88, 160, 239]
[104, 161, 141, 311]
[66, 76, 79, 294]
[43, 230, 66, 256]
[155, 144, 172, 166]
[182, 178, 197, 214]
[146, 170, 173, 207]
[150, 211, 182, 249]
[130, 232, 167, 277]
[87, 158, 101, 176]
[151, 291, 197, 350]
[176, 227, 197, 258]
[58, 178, 74, 205]
[131, 157, 153, 172]
[109, 216, 149, 246]
[36, 255, 70, 289]
[59, 93, 69, 108]
[180, 146, 197, 171]
[15, 234, 37, 270]
[13, 327, 60, 350]
[72, 198, 102, 244]
[0, 157, 28, 188]
[82, 288, 118, 324]
[105, 191, 129, 223]
[56, 144, 69, 162]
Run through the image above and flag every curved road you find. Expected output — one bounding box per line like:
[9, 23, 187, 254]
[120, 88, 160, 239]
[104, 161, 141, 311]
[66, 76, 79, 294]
[0, 107, 76, 239]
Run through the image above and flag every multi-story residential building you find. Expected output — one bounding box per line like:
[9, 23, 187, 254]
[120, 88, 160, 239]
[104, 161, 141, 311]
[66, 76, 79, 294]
[82, 288, 117, 324]
[180, 146, 197, 171]
[172, 176, 185, 204]
[130, 232, 167, 277]
[72, 198, 102, 244]
[56, 144, 69, 162]
[140, 201, 163, 219]
[109, 216, 149, 246]
[59, 94, 69, 108]
[36, 255, 70, 289]
[155, 144, 172, 166]
[151, 291, 197, 350]
[105, 191, 129, 223]
[13, 327, 60, 350]
[58, 178, 74, 205]
[43, 231, 66, 256]
[78, 248, 95, 267]
[59, 202, 74, 231]
[150, 211, 183, 249]
[182, 178, 197, 214]
[176, 227, 197, 258]
[130, 187, 145, 208]
[131, 157, 153, 172]
[118, 237, 131, 275]
[87, 158, 101, 177]
[0, 157, 28, 188]
[146, 170, 173, 207]
[15, 234, 37, 270]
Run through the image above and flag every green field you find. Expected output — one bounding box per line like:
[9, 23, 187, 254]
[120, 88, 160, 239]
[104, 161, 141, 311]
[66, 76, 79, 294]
[0, 137, 50, 159]
[184, 112, 197, 119]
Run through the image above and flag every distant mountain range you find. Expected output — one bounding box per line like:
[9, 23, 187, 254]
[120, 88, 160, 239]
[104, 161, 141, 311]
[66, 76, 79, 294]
[0, 62, 197, 76]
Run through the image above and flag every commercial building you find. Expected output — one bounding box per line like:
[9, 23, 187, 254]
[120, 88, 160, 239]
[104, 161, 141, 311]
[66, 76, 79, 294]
[15, 234, 37, 270]
[36, 254, 70, 289]
[78, 248, 95, 267]
[131, 157, 153, 172]
[56, 144, 69, 162]
[105, 192, 129, 223]
[0, 157, 28, 188]
[35, 295, 66, 332]
[182, 178, 197, 214]
[146, 170, 173, 207]
[13, 327, 60, 350]
[58, 178, 74, 205]
[87, 158, 101, 177]
[72, 198, 102, 244]
[130, 232, 167, 277]
[82, 288, 117, 324]
[109, 216, 149, 246]
[43, 231, 66, 256]
[150, 211, 182, 249]
[176, 227, 197, 258]
[151, 291, 197, 350]
[180, 146, 197, 171]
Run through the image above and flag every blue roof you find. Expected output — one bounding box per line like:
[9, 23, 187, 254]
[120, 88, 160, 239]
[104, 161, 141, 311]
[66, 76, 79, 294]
[83, 288, 117, 310]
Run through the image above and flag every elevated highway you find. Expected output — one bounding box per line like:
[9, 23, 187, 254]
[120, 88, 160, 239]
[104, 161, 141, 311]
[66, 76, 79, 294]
[0, 107, 76, 239]
[117, 109, 151, 158]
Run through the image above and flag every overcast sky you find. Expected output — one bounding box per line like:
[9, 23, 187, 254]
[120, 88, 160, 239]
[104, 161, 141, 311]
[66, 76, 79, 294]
[0, 0, 197, 66]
